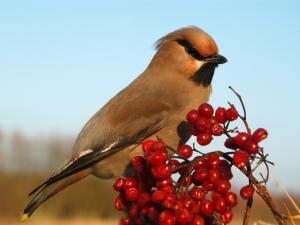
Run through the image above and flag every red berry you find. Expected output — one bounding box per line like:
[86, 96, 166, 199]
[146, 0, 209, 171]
[218, 160, 233, 180]
[233, 150, 249, 168]
[151, 165, 172, 179]
[113, 178, 124, 191]
[156, 178, 173, 188]
[214, 197, 229, 214]
[195, 117, 211, 133]
[153, 140, 166, 152]
[215, 107, 227, 123]
[200, 199, 214, 215]
[193, 157, 207, 169]
[214, 179, 231, 194]
[211, 191, 221, 202]
[168, 159, 180, 170]
[137, 192, 151, 206]
[224, 137, 239, 150]
[186, 109, 199, 124]
[203, 182, 214, 191]
[252, 128, 268, 143]
[206, 153, 221, 168]
[226, 106, 239, 121]
[207, 168, 220, 183]
[209, 116, 218, 125]
[220, 211, 233, 223]
[131, 156, 146, 172]
[189, 186, 205, 200]
[243, 139, 259, 154]
[134, 217, 143, 225]
[160, 185, 174, 194]
[148, 151, 168, 166]
[151, 190, 166, 202]
[176, 208, 192, 224]
[209, 123, 224, 136]
[192, 215, 205, 225]
[193, 168, 208, 182]
[120, 217, 131, 225]
[162, 194, 176, 209]
[125, 187, 139, 201]
[142, 140, 156, 157]
[197, 133, 212, 146]
[159, 210, 176, 225]
[225, 191, 238, 207]
[123, 177, 138, 189]
[114, 195, 126, 211]
[129, 205, 138, 217]
[235, 132, 250, 147]
[198, 103, 214, 118]
[240, 184, 255, 200]
[147, 206, 158, 221]
[178, 145, 193, 158]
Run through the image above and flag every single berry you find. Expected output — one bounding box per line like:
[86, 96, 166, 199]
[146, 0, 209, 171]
[176, 208, 192, 225]
[220, 211, 233, 223]
[151, 165, 172, 179]
[235, 132, 250, 147]
[125, 187, 139, 201]
[193, 157, 207, 169]
[186, 109, 199, 124]
[203, 182, 214, 191]
[198, 103, 214, 118]
[114, 195, 126, 211]
[240, 184, 255, 200]
[206, 153, 221, 168]
[243, 139, 259, 154]
[148, 151, 168, 166]
[200, 199, 214, 216]
[225, 137, 239, 150]
[142, 140, 156, 157]
[233, 150, 249, 168]
[151, 190, 166, 202]
[178, 145, 193, 158]
[120, 217, 131, 225]
[159, 210, 176, 225]
[226, 106, 239, 121]
[215, 107, 227, 123]
[197, 133, 212, 146]
[113, 178, 124, 191]
[209, 123, 224, 136]
[225, 191, 238, 207]
[207, 168, 220, 183]
[189, 186, 205, 200]
[214, 179, 231, 194]
[252, 128, 268, 143]
[123, 177, 138, 189]
[213, 197, 229, 214]
[195, 117, 211, 133]
[192, 215, 205, 225]
[193, 168, 208, 182]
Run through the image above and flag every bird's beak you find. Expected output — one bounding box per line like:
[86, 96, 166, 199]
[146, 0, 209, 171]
[204, 54, 227, 65]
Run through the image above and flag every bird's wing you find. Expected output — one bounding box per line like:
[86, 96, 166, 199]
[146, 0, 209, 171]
[29, 93, 173, 196]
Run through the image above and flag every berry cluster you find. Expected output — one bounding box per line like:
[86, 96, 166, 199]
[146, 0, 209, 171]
[114, 101, 269, 225]
[114, 140, 237, 225]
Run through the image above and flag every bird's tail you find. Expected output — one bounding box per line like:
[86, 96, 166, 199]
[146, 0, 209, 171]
[21, 139, 135, 221]
[21, 167, 92, 221]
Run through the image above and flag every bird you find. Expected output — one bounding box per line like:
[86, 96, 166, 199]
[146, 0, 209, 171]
[21, 26, 227, 221]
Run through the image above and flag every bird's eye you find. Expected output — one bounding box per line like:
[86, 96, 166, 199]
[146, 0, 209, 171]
[177, 39, 205, 60]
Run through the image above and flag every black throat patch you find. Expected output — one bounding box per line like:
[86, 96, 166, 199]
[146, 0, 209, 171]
[191, 63, 216, 87]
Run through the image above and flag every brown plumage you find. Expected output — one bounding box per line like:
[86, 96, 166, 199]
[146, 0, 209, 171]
[21, 26, 227, 220]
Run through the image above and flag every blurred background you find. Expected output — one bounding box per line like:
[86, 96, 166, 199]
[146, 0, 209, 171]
[0, 0, 299, 224]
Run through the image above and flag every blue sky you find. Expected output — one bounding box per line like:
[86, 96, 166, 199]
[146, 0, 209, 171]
[1, 1, 300, 190]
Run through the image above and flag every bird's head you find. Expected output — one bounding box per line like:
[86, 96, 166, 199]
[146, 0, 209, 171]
[150, 26, 227, 86]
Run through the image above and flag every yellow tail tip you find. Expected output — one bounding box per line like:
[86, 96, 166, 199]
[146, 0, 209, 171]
[20, 213, 29, 222]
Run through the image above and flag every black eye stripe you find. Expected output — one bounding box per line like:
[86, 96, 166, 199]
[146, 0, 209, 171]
[177, 39, 205, 60]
